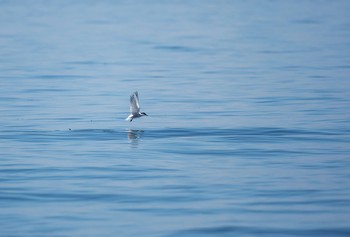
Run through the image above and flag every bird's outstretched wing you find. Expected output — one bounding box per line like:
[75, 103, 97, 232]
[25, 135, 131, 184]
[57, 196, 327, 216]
[130, 91, 140, 114]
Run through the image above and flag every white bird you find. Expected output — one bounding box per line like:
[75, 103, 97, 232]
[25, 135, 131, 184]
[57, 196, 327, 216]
[125, 91, 148, 122]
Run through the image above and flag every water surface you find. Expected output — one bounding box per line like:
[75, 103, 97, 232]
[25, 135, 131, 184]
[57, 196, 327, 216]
[1, 1, 350, 236]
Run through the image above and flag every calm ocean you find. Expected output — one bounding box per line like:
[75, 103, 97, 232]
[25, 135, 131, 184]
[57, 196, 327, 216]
[1, 1, 350, 236]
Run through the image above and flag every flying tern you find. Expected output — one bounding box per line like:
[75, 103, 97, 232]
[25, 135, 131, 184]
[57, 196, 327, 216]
[125, 91, 148, 122]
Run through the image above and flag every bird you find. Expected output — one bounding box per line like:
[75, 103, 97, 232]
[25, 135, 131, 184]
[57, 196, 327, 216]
[125, 91, 148, 122]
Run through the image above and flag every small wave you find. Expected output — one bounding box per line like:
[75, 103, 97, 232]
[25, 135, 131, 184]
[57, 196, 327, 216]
[1, 127, 349, 143]
[168, 225, 350, 237]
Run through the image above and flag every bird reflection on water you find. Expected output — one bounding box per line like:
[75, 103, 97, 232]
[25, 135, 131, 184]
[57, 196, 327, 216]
[127, 129, 144, 148]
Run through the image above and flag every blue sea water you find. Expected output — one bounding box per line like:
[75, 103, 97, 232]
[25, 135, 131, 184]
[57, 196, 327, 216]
[1, 1, 350, 236]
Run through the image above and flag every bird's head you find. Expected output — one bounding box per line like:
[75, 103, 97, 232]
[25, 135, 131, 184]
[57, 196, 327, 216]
[141, 112, 148, 116]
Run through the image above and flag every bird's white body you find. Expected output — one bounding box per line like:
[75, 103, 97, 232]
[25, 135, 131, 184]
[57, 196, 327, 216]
[125, 91, 148, 122]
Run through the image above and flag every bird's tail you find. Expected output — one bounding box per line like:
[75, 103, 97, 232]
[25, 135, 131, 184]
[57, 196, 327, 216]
[125, 115, 132, 121]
